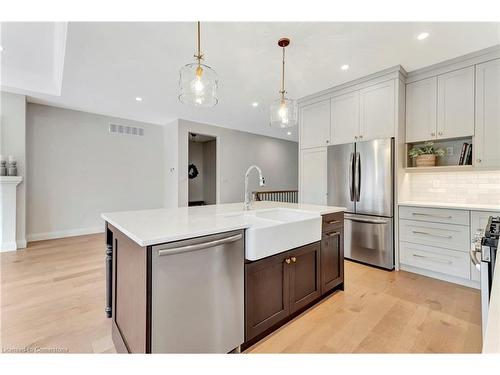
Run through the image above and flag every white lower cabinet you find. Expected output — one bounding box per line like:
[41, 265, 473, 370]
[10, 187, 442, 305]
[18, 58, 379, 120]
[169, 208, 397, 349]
[399, 205, 477, 288]
[299, 147, 327, 205]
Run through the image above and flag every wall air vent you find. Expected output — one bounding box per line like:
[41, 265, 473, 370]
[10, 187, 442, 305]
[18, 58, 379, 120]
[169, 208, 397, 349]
[109, 123, 144, 136]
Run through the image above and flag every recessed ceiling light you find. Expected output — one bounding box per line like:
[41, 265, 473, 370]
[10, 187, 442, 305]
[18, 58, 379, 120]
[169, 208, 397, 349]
[135, 97, 143, 102]
[287, 131, 292, 136]
[416, 32, 429, 41]
[252, 102, 259, 107]
[0, 46, 4, 52]
[341, 64, 350, 71]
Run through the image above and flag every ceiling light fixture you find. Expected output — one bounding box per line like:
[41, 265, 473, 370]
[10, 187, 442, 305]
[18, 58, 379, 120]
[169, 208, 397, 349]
[252, 102, 259, 108]
[287, 131, 292, 136]
[270, 38, 297, 129]
[341, 64, 350, 70]
[417, 32, 429, 40]
[179, 21, 219, 107]
[0, 46, 3, 52]
[135, 97, 143, 102]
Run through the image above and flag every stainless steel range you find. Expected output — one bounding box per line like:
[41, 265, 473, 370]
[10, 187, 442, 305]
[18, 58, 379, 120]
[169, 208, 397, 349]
[471, 216, 499, 338]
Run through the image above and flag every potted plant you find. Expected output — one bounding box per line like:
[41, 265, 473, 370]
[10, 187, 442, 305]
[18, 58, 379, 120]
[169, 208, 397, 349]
[409, 142, 445, 167]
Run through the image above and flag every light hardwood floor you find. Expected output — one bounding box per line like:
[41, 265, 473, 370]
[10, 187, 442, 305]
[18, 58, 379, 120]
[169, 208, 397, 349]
[1, 234, 482, 353]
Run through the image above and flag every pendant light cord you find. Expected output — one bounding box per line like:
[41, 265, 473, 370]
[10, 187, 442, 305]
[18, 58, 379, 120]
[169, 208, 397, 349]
[195, 21, 203, 62]
[280, 46, 286, 99]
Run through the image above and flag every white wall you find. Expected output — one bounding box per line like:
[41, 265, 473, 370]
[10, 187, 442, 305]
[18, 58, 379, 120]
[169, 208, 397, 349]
[407, 171, 500, 205]
[178, 119, 298, 206]
[203, 140, 216, 205]
[163, 120, 178, 209]
[0, 91, 27, 248]
[26, 103, 165, 241]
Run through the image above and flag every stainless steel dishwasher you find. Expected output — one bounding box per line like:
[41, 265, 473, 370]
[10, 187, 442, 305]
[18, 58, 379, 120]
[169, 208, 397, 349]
[151, 230, 244, 353]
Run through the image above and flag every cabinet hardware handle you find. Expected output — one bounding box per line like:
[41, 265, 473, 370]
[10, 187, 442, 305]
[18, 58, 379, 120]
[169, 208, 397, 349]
[326, 220, 340, 224]
[157, 234, 242, 256]
[285, 258, 291, 264]
[291, 257, 297, 263]
[412, 230, 452, 239]
[438, 131, 443, 136]
[354, 136, 358, 139]
[326, 231, 341, 237]
[431, 132, 435, 136]
[326, 140, 330, 144]
[359, 135, 363, 139]
[412, 254, 453, 264]
[412, 212, 452, 219]
[477, 159, 482, 163]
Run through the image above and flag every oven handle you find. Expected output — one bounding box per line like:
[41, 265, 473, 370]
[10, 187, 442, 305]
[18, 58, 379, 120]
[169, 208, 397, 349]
[470, 243, 481, 270]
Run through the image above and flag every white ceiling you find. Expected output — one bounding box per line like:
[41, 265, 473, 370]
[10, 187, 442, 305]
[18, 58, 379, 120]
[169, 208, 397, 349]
[2, 22, 500, 141]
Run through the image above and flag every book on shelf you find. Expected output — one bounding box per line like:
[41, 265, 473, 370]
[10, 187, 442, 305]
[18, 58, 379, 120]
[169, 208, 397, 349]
[465, 144, 473, 165]
[458, 142, 468, 165]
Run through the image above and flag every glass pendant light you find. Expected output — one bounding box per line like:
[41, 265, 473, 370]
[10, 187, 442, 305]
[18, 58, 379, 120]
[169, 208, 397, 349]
[179, 22, 219, 107]
[270, 38, 297, 128]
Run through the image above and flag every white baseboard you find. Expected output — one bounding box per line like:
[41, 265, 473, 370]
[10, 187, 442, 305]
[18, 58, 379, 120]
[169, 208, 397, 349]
[17, 239, 27, 249]
[400, 264, 480, 289]
[27, 227, 104, 242]
[0, 242, 18, 252]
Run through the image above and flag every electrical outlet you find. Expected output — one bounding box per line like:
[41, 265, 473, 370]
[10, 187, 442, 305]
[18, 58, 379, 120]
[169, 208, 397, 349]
[446, 147, 454, 156]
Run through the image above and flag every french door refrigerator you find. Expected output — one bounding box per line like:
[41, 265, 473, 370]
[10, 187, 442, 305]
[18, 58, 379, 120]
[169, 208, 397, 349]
[327, 138, 394, 270]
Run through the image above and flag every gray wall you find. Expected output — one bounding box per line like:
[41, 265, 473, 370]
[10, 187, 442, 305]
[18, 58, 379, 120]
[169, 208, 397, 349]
[26, 103, 165, 240]
[0, 92, 27, 247]
[178, 119, 298, 206]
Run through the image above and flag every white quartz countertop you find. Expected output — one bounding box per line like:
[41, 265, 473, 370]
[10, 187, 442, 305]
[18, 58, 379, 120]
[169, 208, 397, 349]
[398, 201, 500, 212]
[483, 255, 500, 353]
[101, 201, 345, 247]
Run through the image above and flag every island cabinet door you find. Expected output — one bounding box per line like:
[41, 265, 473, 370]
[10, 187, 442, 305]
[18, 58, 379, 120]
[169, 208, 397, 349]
[320, 227, 344, 295]
[289, 242, 321, 314]
[245, 252, 290, 341]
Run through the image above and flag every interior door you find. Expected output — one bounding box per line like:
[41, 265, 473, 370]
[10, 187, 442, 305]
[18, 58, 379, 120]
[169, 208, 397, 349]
[354, 138, 393, 217]
[327, 143, 355, 213]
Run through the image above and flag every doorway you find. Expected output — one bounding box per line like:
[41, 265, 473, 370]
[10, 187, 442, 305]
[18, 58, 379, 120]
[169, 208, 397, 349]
[187, 132, 217, 206]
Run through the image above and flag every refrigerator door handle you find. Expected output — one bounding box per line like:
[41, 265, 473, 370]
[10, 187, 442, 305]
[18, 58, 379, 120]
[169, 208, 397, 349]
[349, 152, 355, 202]
[354, 152, 361, 202]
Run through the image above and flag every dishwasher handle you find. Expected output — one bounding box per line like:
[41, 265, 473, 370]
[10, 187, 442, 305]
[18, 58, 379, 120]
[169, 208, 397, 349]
[158, 233, 243, 256]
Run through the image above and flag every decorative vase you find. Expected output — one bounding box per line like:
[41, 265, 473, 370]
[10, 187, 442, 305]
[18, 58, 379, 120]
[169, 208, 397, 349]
[415, 154, 436, 167]
[0, 160, 6, 176]
[7, 160, 18, 176]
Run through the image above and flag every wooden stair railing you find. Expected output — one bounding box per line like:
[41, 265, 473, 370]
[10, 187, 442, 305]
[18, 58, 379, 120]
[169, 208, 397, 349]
[253, 190, 298, 203]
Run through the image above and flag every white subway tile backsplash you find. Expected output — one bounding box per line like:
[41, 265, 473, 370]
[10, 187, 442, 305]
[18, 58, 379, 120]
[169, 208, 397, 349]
[408, 171, 500, 205]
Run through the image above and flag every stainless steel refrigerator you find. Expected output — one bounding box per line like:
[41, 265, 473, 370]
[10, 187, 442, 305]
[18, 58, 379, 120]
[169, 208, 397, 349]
[327, 138, 394, 270]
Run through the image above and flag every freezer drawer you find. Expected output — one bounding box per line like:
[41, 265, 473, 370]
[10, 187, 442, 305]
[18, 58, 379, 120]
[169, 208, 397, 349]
[344, 213, 393, 269]
[151, 230, 244, 353]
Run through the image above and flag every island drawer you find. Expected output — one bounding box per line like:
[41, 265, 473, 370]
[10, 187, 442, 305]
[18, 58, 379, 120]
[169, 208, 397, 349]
[322, 212, 344, 233]
[399, 219, 470, 252]
[399, 206, 469, 226]
[400, 241, 470, 279]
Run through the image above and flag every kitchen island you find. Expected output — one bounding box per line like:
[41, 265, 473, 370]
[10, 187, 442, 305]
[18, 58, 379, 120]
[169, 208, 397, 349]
[102, 201, 345, 353]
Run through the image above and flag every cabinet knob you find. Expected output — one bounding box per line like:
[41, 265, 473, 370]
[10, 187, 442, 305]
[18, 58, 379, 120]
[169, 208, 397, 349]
[359, 135, 363, 139]
[285, 258, 291, 264]
[326, 140, 329, 144]
[291, 256, 297, 263]
[438, 131, 443, 136]
[354, 136, 358, 140]
[477, 159, 482, 163]
[431, 132, 435, 136]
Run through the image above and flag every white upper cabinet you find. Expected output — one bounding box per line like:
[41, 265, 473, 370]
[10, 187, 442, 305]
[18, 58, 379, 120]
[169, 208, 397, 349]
[330, 91, 360, 145]
[436, 66, 475, 139]
[359, 80, 395, 141]
[299, 100, 331, 149]
[406, 77, 437, 143]
[475, 58, 500, 167]
[299, 147, 327, 205]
